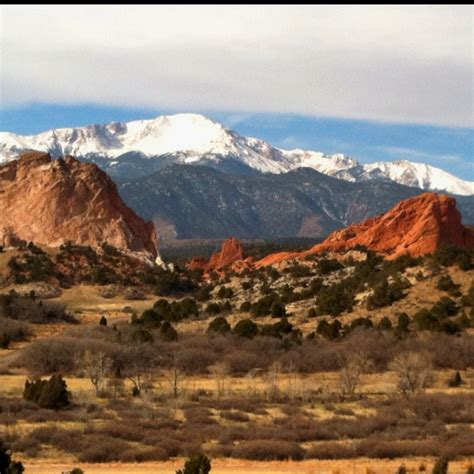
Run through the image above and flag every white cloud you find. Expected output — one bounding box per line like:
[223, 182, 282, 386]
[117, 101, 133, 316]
[1, 5, 472, 127]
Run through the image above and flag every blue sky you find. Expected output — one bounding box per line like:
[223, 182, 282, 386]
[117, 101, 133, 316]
[1, 103, 473, 181]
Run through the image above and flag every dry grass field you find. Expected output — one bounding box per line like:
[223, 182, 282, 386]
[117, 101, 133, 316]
[19, 458, 474, 474]
[1, 246, 473, 472]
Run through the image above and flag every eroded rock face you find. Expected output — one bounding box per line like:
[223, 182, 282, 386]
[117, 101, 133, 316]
[0, 152, 158, 257]
[187, 237, 246, 273]
[257, 193, 474, 266]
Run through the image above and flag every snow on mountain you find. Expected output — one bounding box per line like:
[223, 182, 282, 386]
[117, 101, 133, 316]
[0, 113, 472, 195]
[360, 160, 474, 196]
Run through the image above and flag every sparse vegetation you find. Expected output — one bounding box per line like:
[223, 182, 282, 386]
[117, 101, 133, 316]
[0, 241, 473, 469]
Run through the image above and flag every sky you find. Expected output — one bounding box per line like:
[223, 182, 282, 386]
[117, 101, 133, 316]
[0, 5, 473, 180]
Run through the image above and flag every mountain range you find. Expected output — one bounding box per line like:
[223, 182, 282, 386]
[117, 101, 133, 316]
[1, 113, 473, 196]
[117, 165, 474, 240]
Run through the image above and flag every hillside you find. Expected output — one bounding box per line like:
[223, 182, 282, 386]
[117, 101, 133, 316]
[118, 165, 474, 240]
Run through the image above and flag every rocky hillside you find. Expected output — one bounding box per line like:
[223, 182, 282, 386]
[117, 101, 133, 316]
[0, 152, 158, 258]
[118, 165, 474, 241]
[257, 193, 474, 266]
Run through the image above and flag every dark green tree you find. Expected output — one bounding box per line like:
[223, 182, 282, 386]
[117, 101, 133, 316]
[0, 442, 24, 474]
[396, 313, 410, 333]
[207, 316, 231, 335]
[271, 301, 287, 318]
[233, 319, 258, 339]
[24, 374, 71, 410]
[448, 370, 462, 387]
[176, 453, 211, 474]
[432, 457, 449, 474]
[160, 321, 178, 341]
[378, 316, 393, 331]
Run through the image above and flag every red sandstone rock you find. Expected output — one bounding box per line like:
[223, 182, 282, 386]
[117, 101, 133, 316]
[0, 152, 158, 257]
[257, 193, 474, 266]
[187, 237, 245, 273]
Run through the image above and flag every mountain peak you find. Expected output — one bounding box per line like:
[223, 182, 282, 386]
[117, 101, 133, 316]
[0, 114, 472, 195]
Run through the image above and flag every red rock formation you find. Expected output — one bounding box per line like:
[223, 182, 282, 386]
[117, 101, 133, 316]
[257, 193, 474, 266]
[0, 151, 158, 257]
[187, 237, 246, 273]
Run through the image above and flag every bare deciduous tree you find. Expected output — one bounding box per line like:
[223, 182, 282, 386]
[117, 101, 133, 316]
[123, 344, 155, 396]
[209, 362, 230, 397]
[79, 350, 112, 396]
[265, 361, 283, 401]
[339, 352, 372, 397]
[389, 351, 432, 397]
[162, 353, 185, 398]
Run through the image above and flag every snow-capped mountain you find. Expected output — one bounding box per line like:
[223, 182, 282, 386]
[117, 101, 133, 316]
[1, 113, 472, 195]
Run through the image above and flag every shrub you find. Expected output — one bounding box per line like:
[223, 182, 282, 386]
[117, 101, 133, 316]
[378, 317, 392, 330]
[240, 301, 251, 312]
[78, 437, 130, 462]
[233, 319, 258, 339]
[396, 313, 410, 333]
[154, 271, 197, 296]
[23, 374, 71, 410]
[366, 279, 406, 310]
[135, 309, 163, 327]
[436, 274, 459, 293]
[0, 442, 24, 474]
[160, 321, 178, 341]
[251, 294, 280, 317]
[232, 440, 305, 461]
[432, 457, 449, 474]
[414, 297, 460, 333]
[176, 453, 211, 474]
[316, 319, 342, 340]
[447, 371, 462, 387]
[317, 283, 353, 316]
[397, 465, 407, 474]
[207, 317, 231, 335]
[317, 258, 343, 275]
[130, 328, 154, 344]
[206, 303, 221, 315]
[350, 317, 373, 331]
[271, 301, 287, 318]
[0, 333, 11, 349]
[99, 315, 108, 326]
[217, 286, 233, 299]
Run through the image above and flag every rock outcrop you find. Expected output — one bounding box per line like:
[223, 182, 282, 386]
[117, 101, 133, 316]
[257, 193, 474, 266]
[188, 237, 252, 273]
[0, 152, 158, 257]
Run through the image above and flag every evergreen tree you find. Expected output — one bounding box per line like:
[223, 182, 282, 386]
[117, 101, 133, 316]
[176, 453, 211, 474]
[207, 316, 231, 335]
[0, 442, 24, 474]
[432, 457, 449, 474]
[24, 374, 71, 409]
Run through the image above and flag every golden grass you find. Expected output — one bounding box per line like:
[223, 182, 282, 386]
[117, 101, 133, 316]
[20, 458, 474, 474]
[1, 368, 472, 400]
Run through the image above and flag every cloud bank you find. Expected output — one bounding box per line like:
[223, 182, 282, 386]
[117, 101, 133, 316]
[1, 5, 472, 127]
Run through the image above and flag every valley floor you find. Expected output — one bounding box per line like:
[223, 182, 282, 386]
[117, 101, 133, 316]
[21, 458, 474, 474]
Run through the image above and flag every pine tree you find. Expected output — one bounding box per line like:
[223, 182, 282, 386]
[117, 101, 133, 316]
[176, 453, 211, 474]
